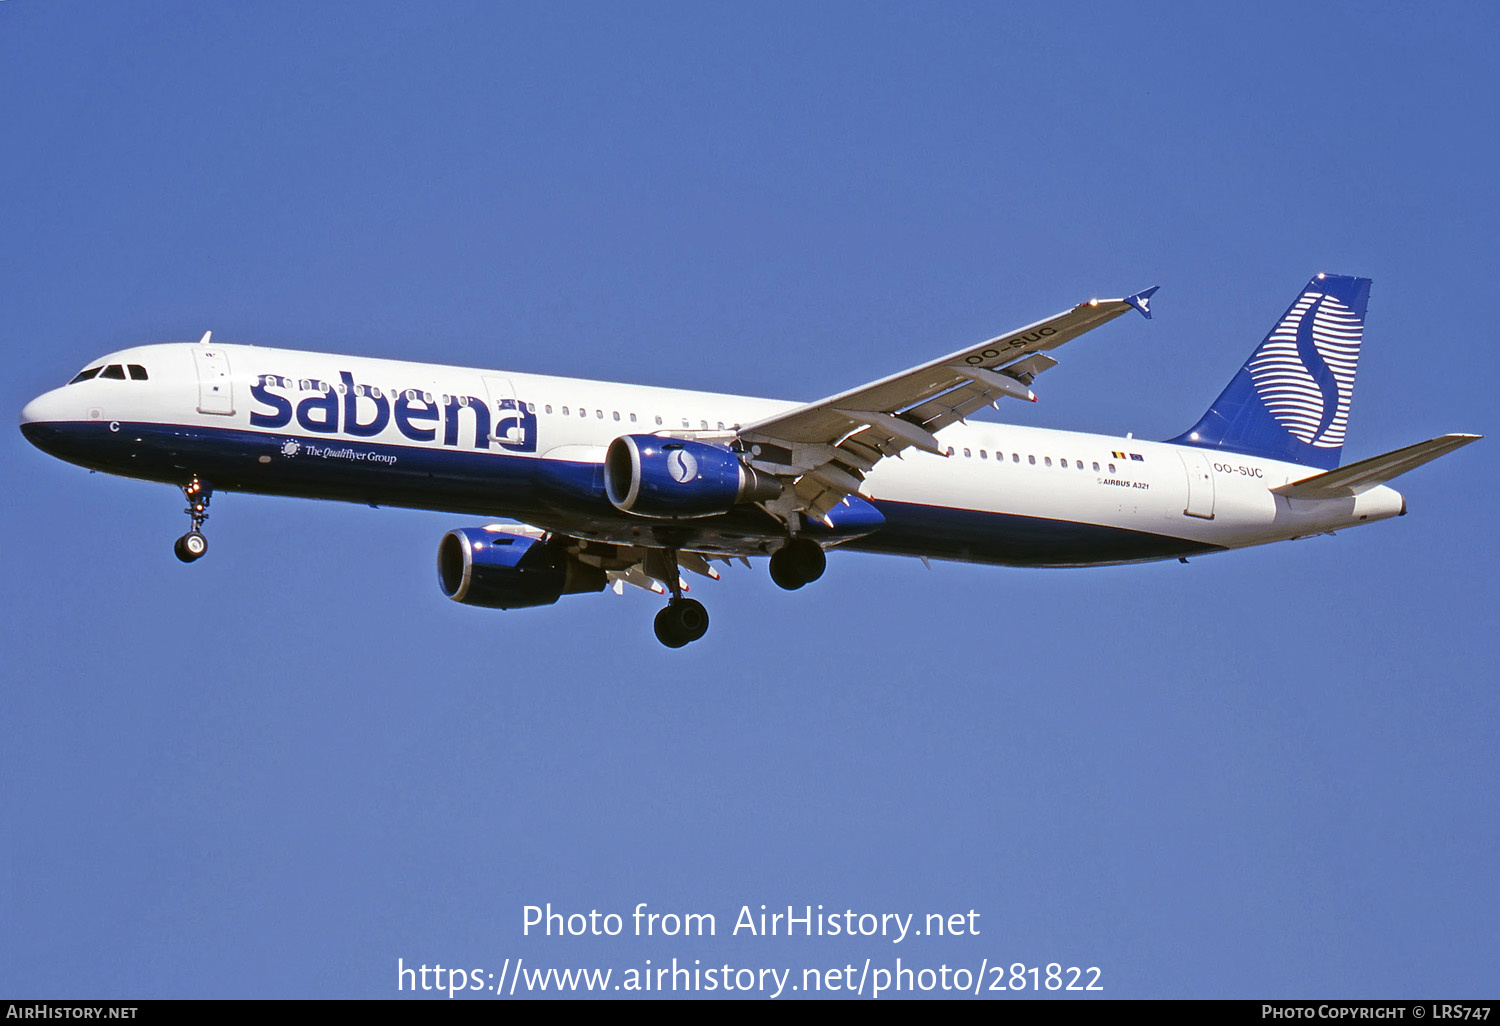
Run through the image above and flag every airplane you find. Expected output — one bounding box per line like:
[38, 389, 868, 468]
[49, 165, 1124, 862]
[18, 273, 1479, 647]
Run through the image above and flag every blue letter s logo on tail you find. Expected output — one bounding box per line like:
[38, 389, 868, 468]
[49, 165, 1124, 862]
[1169, 274, 1371, 470]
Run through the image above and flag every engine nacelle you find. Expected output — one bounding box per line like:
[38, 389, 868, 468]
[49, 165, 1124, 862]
[437, 528, 606, 609]
[604, 435, 781, 519]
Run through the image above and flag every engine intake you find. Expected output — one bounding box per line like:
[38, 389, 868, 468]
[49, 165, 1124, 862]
[437, 528, 605, 609]
[604, 435, 781, 519]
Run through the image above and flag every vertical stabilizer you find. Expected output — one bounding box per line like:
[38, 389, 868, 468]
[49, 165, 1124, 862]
[1168, 274, 1371, 469]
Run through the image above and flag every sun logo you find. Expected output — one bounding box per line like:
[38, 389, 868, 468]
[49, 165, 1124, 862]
[281, 440, 301, 457]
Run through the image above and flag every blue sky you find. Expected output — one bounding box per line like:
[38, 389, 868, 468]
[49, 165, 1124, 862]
[2, 1, 1496, 999]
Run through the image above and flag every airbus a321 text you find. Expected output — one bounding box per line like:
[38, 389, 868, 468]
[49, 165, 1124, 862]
[20, 274, 1478, 647]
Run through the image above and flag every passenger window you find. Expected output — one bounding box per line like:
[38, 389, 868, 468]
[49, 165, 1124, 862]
[629, 413, 637, 423]
[596, 409, 603, 419]
[655, 416, 663, 426]
[979, 450, 987, 460]
[545, 404, 553, 414]
[1028, 455, 1036, 465]
[717, 421, 725, 431]
[1076, 460, 1084, 470]
[578, 407, 586, 417]
[1012, 453, 1019, 463]
[963, 448, 971, 458]
[127, 364, 148, 380]
[69, 367, 102, 383]
[1044, 457, 1052, 467]
[100, 364, 126, 380]
[1092, 461, 1100, 471]
[1108, 463, 1116, 473]
[613, 411, 621, 421]
[562, 406, 569, 416]
[700, 420, 708, 430]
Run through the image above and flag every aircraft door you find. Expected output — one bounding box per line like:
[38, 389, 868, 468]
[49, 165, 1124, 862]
[193, 346, 235, 415]
[483, 376, 536, 452]
[1178, 449, 1216, 519]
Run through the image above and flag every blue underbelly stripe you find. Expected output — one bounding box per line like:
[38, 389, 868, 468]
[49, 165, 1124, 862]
[21, 419, 1223, 567]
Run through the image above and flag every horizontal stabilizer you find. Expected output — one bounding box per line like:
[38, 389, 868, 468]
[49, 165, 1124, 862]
[1272, 434, 1481, 499]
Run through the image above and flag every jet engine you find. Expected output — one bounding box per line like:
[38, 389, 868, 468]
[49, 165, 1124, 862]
[604, 435, 781, 519]
[437, 528, 605, 609]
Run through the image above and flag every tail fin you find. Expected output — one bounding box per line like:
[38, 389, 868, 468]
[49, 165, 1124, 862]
[1168, 273, 1372, 469]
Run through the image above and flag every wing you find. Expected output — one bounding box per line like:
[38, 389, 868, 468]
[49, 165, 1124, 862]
[480, 523, 751, 596]
[738, 288, 1157, 522]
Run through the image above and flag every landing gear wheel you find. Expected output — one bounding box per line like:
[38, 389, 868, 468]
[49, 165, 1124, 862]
[769, 537, 826, 590]
[769, 552, 805, 590]
[654, 598, 709, 648]
[174, 531, 208, 563]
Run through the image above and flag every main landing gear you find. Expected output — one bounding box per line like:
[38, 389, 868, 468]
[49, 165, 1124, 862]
[173, 476, 212, 563]
[654, 597, 709, 649]
[769, 536, 826, 590]
[651, 545, 710, 649]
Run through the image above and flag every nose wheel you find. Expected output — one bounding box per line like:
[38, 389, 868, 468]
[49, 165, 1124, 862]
[174, 476, 212, 563]
[174, 531, 208, 562]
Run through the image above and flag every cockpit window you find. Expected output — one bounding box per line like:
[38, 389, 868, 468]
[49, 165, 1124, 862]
[99, 364, 127, 380]
[127, 364, 148, 380]
[69, 366, 102, 384]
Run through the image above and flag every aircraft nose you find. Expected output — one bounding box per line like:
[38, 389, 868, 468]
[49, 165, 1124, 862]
[20, 395, 47, 427]
[19, 388, 71, 450]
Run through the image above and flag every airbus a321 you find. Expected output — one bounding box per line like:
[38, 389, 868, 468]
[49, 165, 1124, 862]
[19, 274, 1478, 647]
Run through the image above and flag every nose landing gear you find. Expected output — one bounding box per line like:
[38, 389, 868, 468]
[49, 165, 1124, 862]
[174, 477, 212, 563]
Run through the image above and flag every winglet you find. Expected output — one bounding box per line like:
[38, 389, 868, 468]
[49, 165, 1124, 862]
[197, 331, 212, 345]
[1125, 286, 1159, 320]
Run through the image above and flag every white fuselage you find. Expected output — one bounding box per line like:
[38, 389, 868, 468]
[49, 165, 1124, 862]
[19, 342, 1406, 566]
